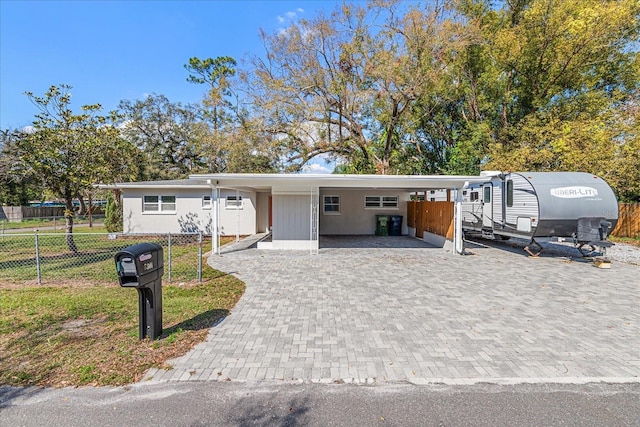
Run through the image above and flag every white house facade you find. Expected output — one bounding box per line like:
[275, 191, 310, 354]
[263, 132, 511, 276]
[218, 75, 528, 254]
[109, 173, 491, 254]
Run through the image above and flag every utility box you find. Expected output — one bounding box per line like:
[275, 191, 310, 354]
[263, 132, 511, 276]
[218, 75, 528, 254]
[115, 242, 164, 340]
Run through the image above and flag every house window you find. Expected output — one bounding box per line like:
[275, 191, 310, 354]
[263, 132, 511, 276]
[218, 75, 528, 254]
[225, 195, 243, 209]
[323, 195, 340, 215]
[143, 195, 176, 212]
[202, 195, 212, 209]
[364, 195, 398, 209]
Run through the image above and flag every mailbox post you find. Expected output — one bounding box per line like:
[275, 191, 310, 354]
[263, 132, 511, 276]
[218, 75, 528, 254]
[115, 242, 164, 340]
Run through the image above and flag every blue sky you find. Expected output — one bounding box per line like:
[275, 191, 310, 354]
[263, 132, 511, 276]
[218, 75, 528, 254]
[0, 0, 344, 131]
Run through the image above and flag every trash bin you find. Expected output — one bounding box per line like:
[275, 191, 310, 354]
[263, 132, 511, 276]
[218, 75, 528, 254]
[375, 215, 390, 236]
[115, 242, 164, 340]
[389, 215, 403, 236]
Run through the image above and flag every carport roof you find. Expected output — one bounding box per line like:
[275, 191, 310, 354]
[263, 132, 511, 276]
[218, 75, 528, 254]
[190, 173, 491, 191]
[102, 173, 491, 191]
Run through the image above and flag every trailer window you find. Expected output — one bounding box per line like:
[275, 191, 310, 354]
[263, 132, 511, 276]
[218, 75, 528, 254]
[483, 186, 491, 203]
[506, 180, 513, 207]
[470, 192, 479, 202]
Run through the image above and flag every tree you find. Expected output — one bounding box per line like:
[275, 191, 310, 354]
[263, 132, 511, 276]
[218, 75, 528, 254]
[103, 191, 122, 232]
[16, 85, 139, 252]
[449, 0, 640, 194]
[243, 0, 468, 174]
[185, 56, 285, 174]
[118, 94, 209, 179]
[0, 129, 43, 206]
[185, 56, 237, 132]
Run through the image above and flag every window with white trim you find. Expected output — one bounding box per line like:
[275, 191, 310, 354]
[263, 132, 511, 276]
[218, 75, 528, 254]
[143, 195, 176, 212]
[323, 195, 340, 215]
[225, 195, 243, 209]
[202, 195, 212, 209]
[364, 195, 398, 209]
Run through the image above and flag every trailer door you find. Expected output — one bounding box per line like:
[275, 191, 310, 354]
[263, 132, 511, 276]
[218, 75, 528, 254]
[482, 184, 493, 228]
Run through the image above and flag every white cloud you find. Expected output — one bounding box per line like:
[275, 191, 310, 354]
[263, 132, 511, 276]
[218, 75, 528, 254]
[302, 162, 332, 174]
[21, 125, 35, 134]
[276, 7, 305, 26]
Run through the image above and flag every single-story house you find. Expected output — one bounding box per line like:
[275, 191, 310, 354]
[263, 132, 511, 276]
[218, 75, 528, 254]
[107, 173, 491, 254]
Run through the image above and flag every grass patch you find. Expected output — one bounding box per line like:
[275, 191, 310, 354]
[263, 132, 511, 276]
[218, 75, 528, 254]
[610, 236, 640, 247]
[1, 218, 105, 231]
[0, 269, 245, 387]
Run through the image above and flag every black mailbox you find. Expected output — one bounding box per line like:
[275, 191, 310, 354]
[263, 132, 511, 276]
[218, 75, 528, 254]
[115, 242, 164, 340]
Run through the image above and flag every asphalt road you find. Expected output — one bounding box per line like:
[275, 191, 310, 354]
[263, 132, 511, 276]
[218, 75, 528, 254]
[2, 381, 639, 426]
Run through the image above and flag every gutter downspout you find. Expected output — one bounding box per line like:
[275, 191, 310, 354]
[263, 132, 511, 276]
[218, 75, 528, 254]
[455, 181, 469, 254]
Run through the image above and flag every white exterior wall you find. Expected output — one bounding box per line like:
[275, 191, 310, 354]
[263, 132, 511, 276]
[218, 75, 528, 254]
[256, 192, 270, 233]
[122, 188, 257, 235]
[216, 190, 258, 237]
[319, 189, 410, 235]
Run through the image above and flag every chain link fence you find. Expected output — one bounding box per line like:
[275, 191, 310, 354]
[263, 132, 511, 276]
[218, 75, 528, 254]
[1, 215, 106, 232]
[0, 232, 209, 285]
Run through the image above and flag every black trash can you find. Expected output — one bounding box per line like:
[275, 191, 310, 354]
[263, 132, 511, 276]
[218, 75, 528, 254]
[389, 215, 403, 236]
[375, 215, 390, 236]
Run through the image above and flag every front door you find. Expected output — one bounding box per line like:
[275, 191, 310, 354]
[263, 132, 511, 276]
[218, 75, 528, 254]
[482, 184, 493, 229]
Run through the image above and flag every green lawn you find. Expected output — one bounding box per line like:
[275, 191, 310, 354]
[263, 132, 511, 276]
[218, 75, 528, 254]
[0, 273, 245, 386]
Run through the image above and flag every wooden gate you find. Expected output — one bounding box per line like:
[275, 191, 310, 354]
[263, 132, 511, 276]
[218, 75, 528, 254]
[407, 201, 454, 239]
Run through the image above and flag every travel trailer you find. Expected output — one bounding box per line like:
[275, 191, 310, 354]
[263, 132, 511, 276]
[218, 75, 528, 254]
[461, 172, 619, 256]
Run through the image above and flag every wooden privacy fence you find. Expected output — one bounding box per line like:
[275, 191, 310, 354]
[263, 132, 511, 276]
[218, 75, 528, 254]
[0, 206, 65, 222]
[407, 201, 454, 240]
[611, 203, 640, 238]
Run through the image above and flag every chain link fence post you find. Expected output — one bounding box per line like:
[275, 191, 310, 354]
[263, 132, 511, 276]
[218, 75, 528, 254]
[167, 232, 172, 283]
[198, 231, 203, 283]
[34, 230, 42, 285]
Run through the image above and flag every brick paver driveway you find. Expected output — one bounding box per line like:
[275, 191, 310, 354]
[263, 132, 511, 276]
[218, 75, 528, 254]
[144, 236, 639, 384]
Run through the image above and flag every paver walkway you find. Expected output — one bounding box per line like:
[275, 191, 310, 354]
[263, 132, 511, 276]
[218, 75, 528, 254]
[144, 236, 640, 384]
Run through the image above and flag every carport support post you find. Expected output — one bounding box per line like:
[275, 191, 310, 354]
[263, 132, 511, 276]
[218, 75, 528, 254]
[454, 182, 469, 254]
[208, 180, 219, 256]
[235, 189, 240, 243]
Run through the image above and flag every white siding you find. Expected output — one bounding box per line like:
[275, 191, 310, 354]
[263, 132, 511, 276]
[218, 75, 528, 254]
[504, 174, 539, 226]
[272, 195, 311, 240]
[122, 188, 257, 235]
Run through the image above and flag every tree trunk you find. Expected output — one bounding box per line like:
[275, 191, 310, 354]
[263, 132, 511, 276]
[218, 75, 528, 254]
[64, 195, 78, 254]
[77, 193, 87, 215]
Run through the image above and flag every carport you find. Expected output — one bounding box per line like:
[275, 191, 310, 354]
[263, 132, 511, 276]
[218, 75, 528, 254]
[191, 173, 490, 255]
